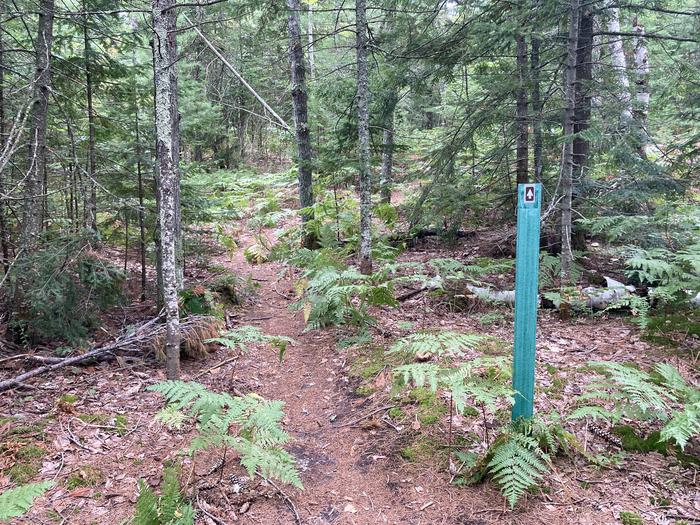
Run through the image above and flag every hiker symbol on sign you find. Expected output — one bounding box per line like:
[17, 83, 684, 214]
[524, 185, 535, 203]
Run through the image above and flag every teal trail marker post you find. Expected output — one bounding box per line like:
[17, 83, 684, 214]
[512, 183, 542, 421]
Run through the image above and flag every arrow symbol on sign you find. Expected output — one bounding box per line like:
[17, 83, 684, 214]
[525, 186, 534, 202]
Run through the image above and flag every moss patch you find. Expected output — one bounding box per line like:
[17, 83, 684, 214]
[8, 420, 48, 436]
[388, 407, 405, 420]
[399, 436, 443, 462]
[409, 387, 447, 426]
[355, 385, 375, 397]
[8, 462, 40, 484]
[349, 347, 388, 380]
[619, 511, 644, 525]
[77, 413, 109, 424]
[613, 425, 668, 455]
[58, 394, 78, 404]
[67, 466, 103, 489]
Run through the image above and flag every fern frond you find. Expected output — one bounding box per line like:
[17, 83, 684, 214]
[660, 401, 700, 450]
[205, 325, 295, 355]
[389, 330, 483, 358]
[487, 432, 549, 508]
[149, 381, 301, 490]
[0, 481, 54, 521]
[134, 480, 159, 525]
[234, 439, 303, 488]
[394, 363, 442, 391]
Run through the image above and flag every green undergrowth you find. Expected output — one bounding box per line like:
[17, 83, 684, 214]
[642, 312, 700, 348]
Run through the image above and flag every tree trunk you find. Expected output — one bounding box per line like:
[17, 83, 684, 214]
[380, 103, 395, 204]
[632, 16, 650, 156]
[0, 12, 10, 273]
[287, 0, 316, 249]
[152, 0, 181, 380]
[356, 0, 372, 274]
[134, 71, 147, 302]
[83, 2, 97, 234]
[560, 0, 580, 317]
[307, 4, 316, 81]
[572, 7, 593, 251]
[530, 35, 543, 183]
[605, 2, 633, 124]
[20, 0, 54, 250]
[165, 3, 183, 290]
[515, 35, 529, 185]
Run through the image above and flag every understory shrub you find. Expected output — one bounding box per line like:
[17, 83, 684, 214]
[8, 234, 125, 344]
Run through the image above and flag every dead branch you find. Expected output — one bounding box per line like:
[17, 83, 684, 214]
[0, 313, 220, 393]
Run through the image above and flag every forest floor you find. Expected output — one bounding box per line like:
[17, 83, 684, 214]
[1, 185, 699, 525]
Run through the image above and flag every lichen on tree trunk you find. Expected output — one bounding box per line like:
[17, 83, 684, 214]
[152, 0, 181, 379]
[356, 0, 372, 275]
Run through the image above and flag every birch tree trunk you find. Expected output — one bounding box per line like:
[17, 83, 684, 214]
[605, 3, 633, 124]
[20, 0, 54, 250]
[515, 35, 529, 184]
[165, 3, 183, 289]
[560, 0, 580, 319]
[152, 0, 181, 380]
[83, 2, 97, 234]
[356, 0, 372, 274]
[287, 0, 316, 249]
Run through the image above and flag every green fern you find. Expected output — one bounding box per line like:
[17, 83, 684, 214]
[292, 266, 397, 330]
[389, 330, 483, 358]
[625, 243, 700, 305]
[134, 467, 194, 525]
[0, 480, 54, 521]
[487, 431, 550, 508]
[391, 331, 511, 414]
[206, 325, 294, 362]
[148, 381, 302, 488]
[571, 361, 700, 450]
[604, 294, 651, 329]
[660, 401, 700, 450]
